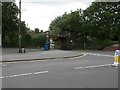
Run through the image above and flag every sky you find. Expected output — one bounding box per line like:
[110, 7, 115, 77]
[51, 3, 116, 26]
[15, 0, 94, 31]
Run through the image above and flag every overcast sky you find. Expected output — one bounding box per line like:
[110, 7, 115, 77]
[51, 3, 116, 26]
[15, 0, 94, 31]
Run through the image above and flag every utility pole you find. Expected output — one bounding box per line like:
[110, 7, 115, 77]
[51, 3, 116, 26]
[0, 1, 2, 47]
[19, 0, 21, 53]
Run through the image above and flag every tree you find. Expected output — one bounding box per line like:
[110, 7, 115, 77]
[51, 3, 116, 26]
[2, 2, 30, 47]
[28, 30, 46, 48]
[21, 34, 33, 48]
[84, 2, 120, 41]
[32, 32, 46, 48]
[35, 28, 39, 33]
[2, 2, 19, 47]
[49, 9, 86, 49]
[83, 2, 120, 49]
[49, 2, 120, 49]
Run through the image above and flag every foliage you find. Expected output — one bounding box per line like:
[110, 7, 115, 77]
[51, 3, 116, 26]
[35, 28, 39, 33]
[84, 2, 120, 41]
[21, 34, 33, 48]
[2, 2, 46, 48]
[95, 40, 118, 50]
[49, 2, 120, 50]
[2, 2, 120, 49]
[29, 31, 46, 48]
[2, 2, 30, 47]
[2, 2, 19, 47]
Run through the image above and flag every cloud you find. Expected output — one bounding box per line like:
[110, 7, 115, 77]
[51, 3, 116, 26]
[0, 0, 15, 2]
[16, 0, 93, 7]
[16, 0, 93, 30]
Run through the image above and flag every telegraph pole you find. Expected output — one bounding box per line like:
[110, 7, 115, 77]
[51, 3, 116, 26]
[19, 0, 21, 53]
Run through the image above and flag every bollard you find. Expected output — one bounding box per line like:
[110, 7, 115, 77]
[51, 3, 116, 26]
[22, 48, 25, 53]
[113, 50, 120, 66]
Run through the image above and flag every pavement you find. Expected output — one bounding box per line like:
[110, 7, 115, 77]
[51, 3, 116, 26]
[1, 48, 84, 62]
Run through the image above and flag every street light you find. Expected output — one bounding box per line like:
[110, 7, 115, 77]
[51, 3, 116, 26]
[19, 0, 21, 53]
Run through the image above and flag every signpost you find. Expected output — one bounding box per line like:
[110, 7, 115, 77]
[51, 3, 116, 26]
[113, 50, 120, 66]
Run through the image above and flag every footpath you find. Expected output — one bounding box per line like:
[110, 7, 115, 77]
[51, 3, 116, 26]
[0, 48, 83, 63]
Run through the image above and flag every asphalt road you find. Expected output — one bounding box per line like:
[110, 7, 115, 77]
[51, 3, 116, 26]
[1, 51, 119, 88]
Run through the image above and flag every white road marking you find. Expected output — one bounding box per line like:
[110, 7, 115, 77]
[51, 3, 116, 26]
[75, 64, 112, 69]
[9, 73, 33, 78]
[34, 71, 48, 75]
[9, 75, 19, 78]
[0, 64, 7, 67]
[2, 71, 48, 79]
[84, 53, 114, 57]
[0, 77, 5, 79]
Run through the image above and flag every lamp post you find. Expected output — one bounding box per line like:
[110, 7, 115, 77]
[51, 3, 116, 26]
[0, 1, 1, 47]
[19, 0, 21, 53]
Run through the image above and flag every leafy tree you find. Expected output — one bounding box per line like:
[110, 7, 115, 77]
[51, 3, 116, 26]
[83, 2, 120, 49]
[49, 2, 120, 49]
[32, 32, 46, 48]
[84, 2, 120, 41]
[21, 21, 29, 36]
[35, 28, 39, 33]
[28, 30, 46, 48]
[2, 2, 30, 47]
[21, 34, 33, 48]
[2, 2, 19, 47]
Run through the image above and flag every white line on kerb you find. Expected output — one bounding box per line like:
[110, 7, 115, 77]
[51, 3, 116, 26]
[69, 53, 87, 59]
[75, 64, 112, 69]
[2, 71, 48, 79]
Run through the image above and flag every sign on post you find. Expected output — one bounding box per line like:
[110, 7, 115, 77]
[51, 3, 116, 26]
[113, 50, 120, 66]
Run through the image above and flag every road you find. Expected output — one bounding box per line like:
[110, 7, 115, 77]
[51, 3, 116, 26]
[1, 51, 119, 88]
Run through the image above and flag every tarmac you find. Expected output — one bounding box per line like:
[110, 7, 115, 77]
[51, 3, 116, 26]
[0, 48, 83, 63]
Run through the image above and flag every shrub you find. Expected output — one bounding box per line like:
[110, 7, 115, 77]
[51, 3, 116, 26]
[95, 40, 118, 50]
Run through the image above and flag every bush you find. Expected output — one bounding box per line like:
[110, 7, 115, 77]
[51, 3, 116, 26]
[95, 40, 118, 50]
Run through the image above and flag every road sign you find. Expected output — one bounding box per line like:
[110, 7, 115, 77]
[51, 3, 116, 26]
[113, 50, 120, 66]
[115, 50, 119, 56]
